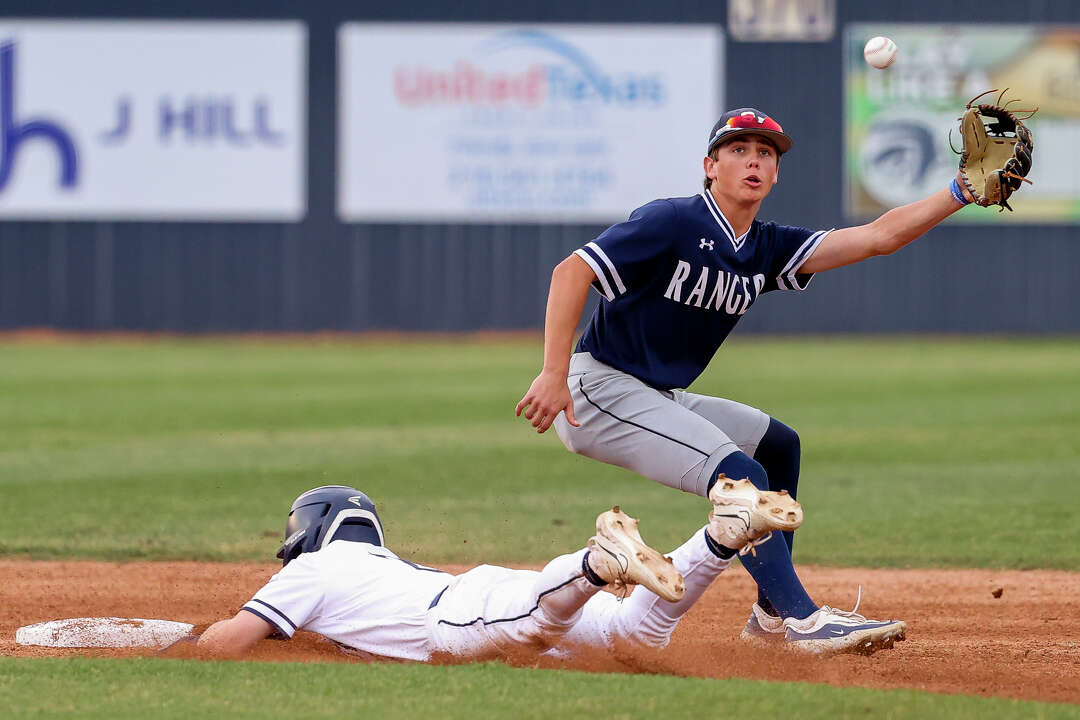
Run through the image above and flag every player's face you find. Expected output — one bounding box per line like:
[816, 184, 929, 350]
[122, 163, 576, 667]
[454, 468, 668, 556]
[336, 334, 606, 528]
[704, 135, 780, 204]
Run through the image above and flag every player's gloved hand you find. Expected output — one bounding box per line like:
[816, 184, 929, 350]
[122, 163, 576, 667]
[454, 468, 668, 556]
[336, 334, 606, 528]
[516, 369, 579, 434]
[955, 89, 1036, 212]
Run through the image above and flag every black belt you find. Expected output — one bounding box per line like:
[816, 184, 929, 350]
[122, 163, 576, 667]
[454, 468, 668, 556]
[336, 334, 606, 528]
[428, 585, 449, 610]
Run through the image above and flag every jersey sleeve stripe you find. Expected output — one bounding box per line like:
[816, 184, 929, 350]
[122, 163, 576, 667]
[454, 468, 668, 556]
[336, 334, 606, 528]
[241, 604, 295, 638]
[584, 242, 627, 295]
[245, 598, 298, 635]
[574, 248, 616, 301]
[777, 229, 831, 291]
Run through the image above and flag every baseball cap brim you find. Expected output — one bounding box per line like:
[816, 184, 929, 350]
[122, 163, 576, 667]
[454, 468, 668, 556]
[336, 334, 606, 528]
[708, 128, 793, 155]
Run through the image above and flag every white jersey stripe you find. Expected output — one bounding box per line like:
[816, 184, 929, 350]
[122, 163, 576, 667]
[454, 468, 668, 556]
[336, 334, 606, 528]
[584, 242, 627, 295]
[731, 228, 749, 253]
[574, 248, 616, 301]
[699, 191, 737, 247]
[243, 600, 297, 638]
[776, 229, 831, 291]
[777, 229, 816, 289]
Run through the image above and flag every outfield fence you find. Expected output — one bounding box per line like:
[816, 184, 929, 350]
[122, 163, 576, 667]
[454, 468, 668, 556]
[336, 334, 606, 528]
[0, 0, 1077, 333]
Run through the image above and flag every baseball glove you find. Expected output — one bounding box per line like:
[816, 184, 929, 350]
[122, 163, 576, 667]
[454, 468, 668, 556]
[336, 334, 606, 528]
[956, 89, 1036, 211]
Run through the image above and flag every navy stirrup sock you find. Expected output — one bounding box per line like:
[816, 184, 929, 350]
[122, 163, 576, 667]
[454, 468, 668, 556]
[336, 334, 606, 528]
[711, 449, 818, 620]
[754, 418, 801, 554]
[752, 418, 804, 615]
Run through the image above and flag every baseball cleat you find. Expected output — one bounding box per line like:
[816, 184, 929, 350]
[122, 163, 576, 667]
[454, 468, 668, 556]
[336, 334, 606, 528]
[783, 590, 907, 656]
[588, 506, 685, 603]
[707, 476, 803, 555]
[739, 602, 786, 646]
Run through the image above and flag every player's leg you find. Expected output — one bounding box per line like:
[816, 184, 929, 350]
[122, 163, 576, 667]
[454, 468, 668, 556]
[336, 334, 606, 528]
[673, 391, 816, 620]
[552, 356, 744, 496]
[429, 557, 599, 660]
[678, 392, 907, 654]
[752, 417, 801, 548]
[708, 448, 817, 620]
[429, 508, 681, 660]
[549, 356, 813, 627]
[674, 392, 801, 549]
[557, 482, 802, 651]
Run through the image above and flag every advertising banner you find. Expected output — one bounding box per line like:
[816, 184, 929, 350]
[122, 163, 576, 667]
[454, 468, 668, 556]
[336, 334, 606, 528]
[338, 23, 722, 223]
[0, 21, 306, 220]
[846, 24, 1079, 223]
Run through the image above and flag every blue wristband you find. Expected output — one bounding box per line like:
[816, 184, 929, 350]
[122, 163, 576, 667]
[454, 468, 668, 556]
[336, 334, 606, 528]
[949, 177, 971, 206]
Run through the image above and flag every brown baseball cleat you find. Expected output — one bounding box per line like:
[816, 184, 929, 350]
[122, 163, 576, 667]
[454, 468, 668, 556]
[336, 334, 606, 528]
[708, 475, 803, 556]
[587, 506, 685, 603]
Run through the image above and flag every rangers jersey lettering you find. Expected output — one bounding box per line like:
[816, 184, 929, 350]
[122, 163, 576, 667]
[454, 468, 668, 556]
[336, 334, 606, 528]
[574, 191, 831, 390]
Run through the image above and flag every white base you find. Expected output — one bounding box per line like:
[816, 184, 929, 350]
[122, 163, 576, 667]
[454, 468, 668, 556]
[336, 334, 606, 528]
[16, 617, 194, 648]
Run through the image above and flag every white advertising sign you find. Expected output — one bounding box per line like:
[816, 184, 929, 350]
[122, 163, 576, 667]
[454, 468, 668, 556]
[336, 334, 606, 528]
[338, 23, 723, 223]
[0, 21, 306, 220]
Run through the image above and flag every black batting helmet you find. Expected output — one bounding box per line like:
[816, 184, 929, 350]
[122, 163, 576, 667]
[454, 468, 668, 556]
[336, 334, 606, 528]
[276, 485, 385, 566]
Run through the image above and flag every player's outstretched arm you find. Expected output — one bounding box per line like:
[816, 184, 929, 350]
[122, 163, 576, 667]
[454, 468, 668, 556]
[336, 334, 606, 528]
[801, 171, 974, 274]
[197, 610, 274, 657]
[516, 253, 596, 433]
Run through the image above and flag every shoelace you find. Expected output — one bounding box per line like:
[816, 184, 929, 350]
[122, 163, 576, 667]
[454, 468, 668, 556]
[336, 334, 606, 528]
[738, 532, 773, 557]
[817, 586, 867, 622]
[594, 541, 633, 599]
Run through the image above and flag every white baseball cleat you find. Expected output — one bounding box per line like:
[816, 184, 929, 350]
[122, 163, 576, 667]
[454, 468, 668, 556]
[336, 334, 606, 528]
[739, 602, 786, 645]
[588, 506, 685, 603]
[783, 589, 907, 655]
[707, 476, 803, 555]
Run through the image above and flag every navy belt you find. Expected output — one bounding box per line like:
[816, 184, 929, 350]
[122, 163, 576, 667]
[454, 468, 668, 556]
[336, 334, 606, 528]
[428, 585, 449, 610]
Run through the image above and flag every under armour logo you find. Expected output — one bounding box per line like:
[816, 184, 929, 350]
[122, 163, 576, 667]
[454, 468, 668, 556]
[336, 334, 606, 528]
[699, 238, 714, 251]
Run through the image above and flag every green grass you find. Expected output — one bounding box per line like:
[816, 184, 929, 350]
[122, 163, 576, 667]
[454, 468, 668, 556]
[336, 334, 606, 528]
[1, 337, 1078, 568]
[1, 658, 1077, 720]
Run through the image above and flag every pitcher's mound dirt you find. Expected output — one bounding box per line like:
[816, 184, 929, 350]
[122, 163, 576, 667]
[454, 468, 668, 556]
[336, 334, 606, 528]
[2, 560, 1077, 704]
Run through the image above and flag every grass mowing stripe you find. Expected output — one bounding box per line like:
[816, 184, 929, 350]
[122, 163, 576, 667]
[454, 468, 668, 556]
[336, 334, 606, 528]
[1, 337, 1077, 568]
[1, 658, 1077, 720]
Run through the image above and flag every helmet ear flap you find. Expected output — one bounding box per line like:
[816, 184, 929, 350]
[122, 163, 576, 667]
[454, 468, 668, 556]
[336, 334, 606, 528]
[277, 541, 306, 566]
[277, 526, 308, 566]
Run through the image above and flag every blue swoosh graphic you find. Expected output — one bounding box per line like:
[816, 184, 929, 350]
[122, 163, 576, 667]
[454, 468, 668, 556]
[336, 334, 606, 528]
[479, 29, 608, 93]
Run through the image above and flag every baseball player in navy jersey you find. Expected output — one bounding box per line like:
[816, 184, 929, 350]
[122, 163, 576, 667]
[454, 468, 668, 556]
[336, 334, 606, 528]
[198, 480, 803, 659]
[517, 108, 981, 655]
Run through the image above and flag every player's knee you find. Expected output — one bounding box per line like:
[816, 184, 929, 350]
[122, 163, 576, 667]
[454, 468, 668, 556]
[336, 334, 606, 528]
[613, 615, 674, 650]
[760, 418, 801, 461]
[525, 608, 578, 648]
[621, 630, 671, 651]
[754, 418, 801, 496]
[710, 451, 768, 492]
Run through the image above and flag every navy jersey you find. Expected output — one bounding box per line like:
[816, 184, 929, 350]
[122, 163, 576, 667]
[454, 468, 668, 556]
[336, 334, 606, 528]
[574, 191, 832, 390]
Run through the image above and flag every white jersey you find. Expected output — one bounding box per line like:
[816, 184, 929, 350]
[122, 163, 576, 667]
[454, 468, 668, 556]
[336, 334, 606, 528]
[243, 540, 451, 661]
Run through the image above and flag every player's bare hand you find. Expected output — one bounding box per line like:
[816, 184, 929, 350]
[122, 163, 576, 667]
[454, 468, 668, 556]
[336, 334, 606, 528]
[515, 370, 579, 433]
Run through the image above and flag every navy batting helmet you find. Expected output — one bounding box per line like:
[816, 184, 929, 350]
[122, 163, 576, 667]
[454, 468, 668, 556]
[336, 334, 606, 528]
[276, 485, 385, 566]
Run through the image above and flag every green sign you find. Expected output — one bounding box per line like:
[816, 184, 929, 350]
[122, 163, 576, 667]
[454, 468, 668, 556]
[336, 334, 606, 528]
[846, 24, 1079, 223]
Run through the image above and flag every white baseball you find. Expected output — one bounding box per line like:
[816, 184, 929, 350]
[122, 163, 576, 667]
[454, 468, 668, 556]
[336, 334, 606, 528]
[863, 36, 897, 69]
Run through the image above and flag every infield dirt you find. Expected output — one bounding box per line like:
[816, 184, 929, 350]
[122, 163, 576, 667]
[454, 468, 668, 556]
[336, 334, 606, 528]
[3, 560, 1078, 704]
